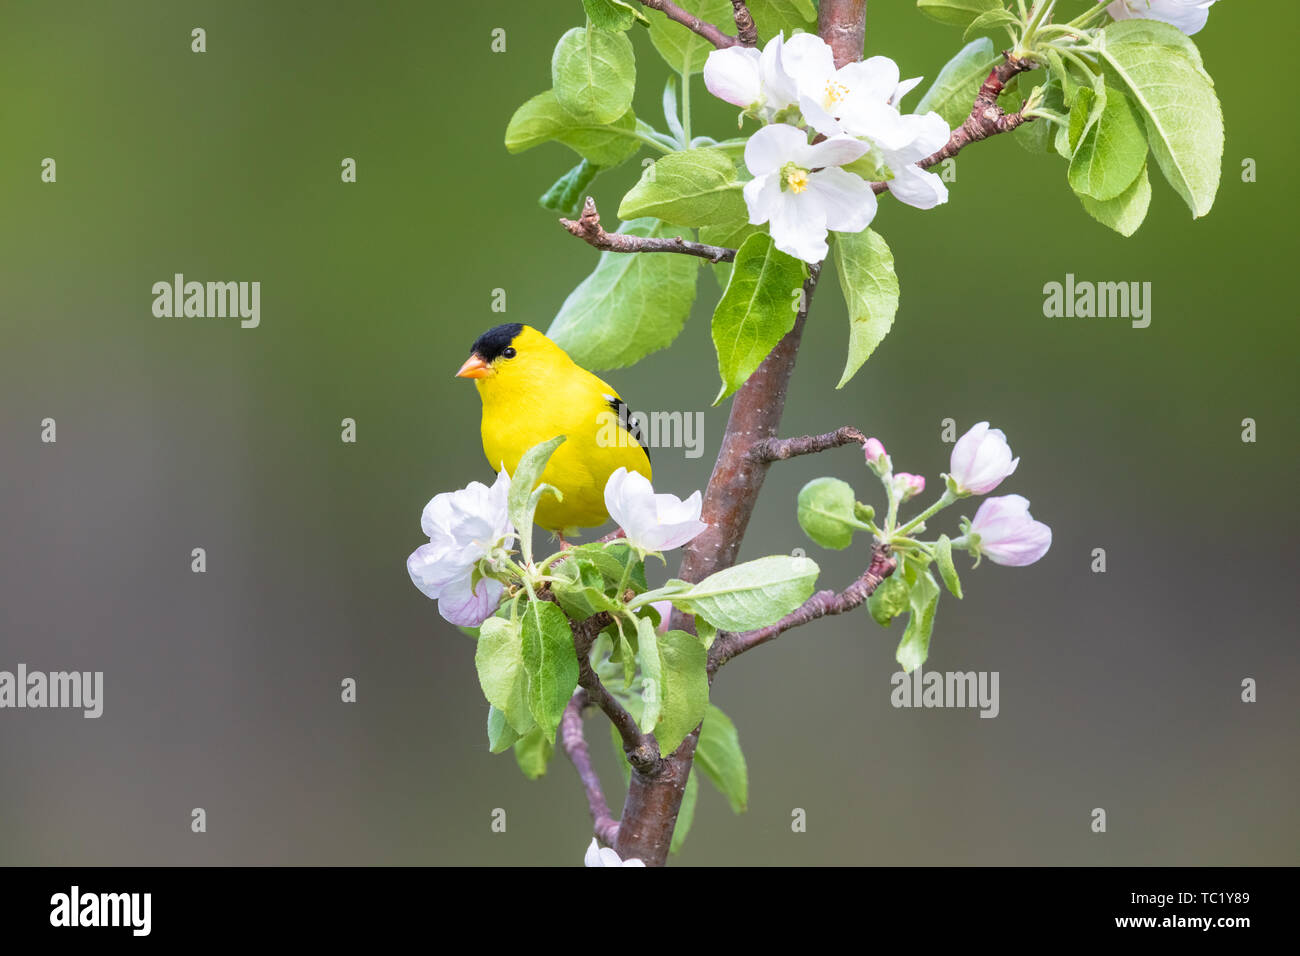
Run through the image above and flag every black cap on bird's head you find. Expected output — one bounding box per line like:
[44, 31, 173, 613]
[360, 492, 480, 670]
[456, 323, 524, 379]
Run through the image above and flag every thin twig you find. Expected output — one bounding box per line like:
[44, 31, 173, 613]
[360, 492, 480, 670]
[561, 690, 621, 846]
[538, 594, 662, 774]
[731, 1, 758, 46]
[708, 542, 897, 674]
[561, 197, 737, 262]
[748, 426, 867, 464]
[873, 53, 1037, 195]
[639, 0, 740, 49]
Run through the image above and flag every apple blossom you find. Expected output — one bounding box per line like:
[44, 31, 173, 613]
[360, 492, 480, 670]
[1107, 0, 1217, 36]
[968, 495, 1052, 567]
[702, 32, 799, 123]
[604, 467, 708, 555]
[893, 472, 926, 502]
[779, 33, 950, 211]
[407, 470, 513, 626]
[741, 123, 876, 264]
[584, 838, 646, 867]
[863, 437, 888, 469]
[949, 422, 1020, 496]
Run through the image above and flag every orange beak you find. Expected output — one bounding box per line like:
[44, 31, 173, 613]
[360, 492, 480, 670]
[456, 354, 491, 379]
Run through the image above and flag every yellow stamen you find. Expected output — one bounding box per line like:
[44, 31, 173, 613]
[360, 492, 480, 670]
[785, 168, 809, 194]
[824, 80, 848, 107]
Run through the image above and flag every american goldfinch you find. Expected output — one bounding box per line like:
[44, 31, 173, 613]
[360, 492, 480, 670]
[456, 323, 652, 536]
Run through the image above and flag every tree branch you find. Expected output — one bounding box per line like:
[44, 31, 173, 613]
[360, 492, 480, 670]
[730, 1, 758, 47]
[818, 0, 868, 68]
[638, 0, 739, 49]
[748, 426, 867, 464]
[560, 690, 621, 846]
[708, 541, 897, 674]
[561, 197, 737, 263]
[872, 53, 1038, 195]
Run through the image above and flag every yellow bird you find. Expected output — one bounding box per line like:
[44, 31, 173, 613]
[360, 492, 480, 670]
[456, 324, 652, 536]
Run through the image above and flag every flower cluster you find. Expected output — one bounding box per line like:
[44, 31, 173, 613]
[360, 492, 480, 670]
[406, 468, 707, 627]
[704, 32, 950, 264]
[859, 421, 1051, 568]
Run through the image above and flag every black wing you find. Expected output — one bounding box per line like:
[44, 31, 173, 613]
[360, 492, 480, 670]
[605, 395, 651, 464]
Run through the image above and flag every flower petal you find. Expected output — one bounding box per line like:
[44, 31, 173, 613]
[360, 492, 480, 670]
[801, 134, 869, 170]
[805, 166, 878, 234]
[743, 123, 810, 177]
[704, 46, 763, 109]
[768, 190, 829, 264]
[435, 573, 503, 627]
[886, 164, 948, 210]
[743, 173, 782, 226]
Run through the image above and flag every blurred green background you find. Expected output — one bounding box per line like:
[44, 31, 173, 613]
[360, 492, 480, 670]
[1, 0, 1296, 866]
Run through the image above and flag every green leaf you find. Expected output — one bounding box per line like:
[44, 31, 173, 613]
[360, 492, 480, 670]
[672, 554, 819, 631]
[797, 476, 864, 550]
[934, 534, 964, 599]
[547, 218, 700, 370]
[696, 705, 747, 813]
[567, 541, 647, 592]
[868, 573, 910, 627]
[551, 556, 621, 620]
[1068, 84, 1147, 202]
[539, 159, 602, 218]
[505, 90, 639, 167]
[553, 25, 636, 125]
[896, 569, 940, 673]
[651, 629, 709, 754]
[962, 7, 1019, 42]
[475, 617, 535, 737]
[1079, 161, 1152, 236]
[669, 770, 699, 855]
[832, 229, 899, 388]
[618, 147, 747, 227]
[1098, 18, 1222, 217]
[520, 600, 579, 740]
[635, 616, 664, 733]
[487, 705, 522, 753]
[1012, 78, 1066, 155]
[698, 218, 759, 291]
[507, 436, 566, 560]
[582, 0, 649, 31]
[1063, 84, 1102, 158]
[915, 37, 999, 129]
[916, 0, 1003, 28]
[711, 233, 807, 403]
[513, 725, 554, 779]
[746, 0, 817, 40]
[648, 0, 734, 74]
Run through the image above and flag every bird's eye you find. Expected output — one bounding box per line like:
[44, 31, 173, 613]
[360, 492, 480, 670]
[502, 347, 517, 359]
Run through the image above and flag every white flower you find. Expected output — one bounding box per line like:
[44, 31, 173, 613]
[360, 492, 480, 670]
[604, 467, 708, 555]
[584, 838, 646, 867]
[1107, 0, 1216, 35]
[741, 123, 876, 264]
[779, 33, 950, 211]
[703, 32, 799, 123]
[969, 495, 1052, 567]
[869, 110, 952, 210]
[406, 470, 513, 626]
[949, 422, 1020, 496]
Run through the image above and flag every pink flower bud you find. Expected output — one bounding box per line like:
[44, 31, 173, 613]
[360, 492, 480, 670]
[949, 421, 1019, 496]
[863, 437, 887, 465]
[969, 495, 1052, 567]
[894, 472, 926, 502]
